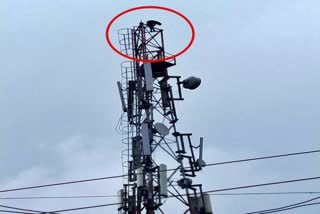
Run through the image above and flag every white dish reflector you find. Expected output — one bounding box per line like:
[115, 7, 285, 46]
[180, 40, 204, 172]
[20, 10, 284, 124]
[154, 123, 169, 136]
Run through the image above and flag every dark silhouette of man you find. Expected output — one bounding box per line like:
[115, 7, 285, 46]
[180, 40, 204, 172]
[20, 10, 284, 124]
[146, 20, 162, 32]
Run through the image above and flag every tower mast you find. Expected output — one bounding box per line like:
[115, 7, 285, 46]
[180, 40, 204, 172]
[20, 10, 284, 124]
[116, 21, 212, 214]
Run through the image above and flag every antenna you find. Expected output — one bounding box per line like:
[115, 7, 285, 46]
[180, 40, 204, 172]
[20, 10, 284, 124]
[117, 81, 127, 112]
[115, 21, 212, 214]
[199, 137, 204, 161]
[154, 123, 169, 136]
[197, 137, 206, 168]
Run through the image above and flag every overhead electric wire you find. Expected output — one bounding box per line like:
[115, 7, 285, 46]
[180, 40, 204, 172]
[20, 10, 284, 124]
[244, 202, 320, 214]
[204, 176, 320, 193]
[0, 210, 34, 214]
[159, 176, 320, 198]
[27, 201, 320, 213]
[29, 183, 320, 213]
[10, 194, 319, 214]
[0, 195, 118, 200]
[209, 191, 320, 196]
[1, 192, 320, 200]
[0, 149, 319, 193]
[43, 202, 120, 213]
[0, 174, 124, 193]
[0, 205, 40, 213]
[245, 196, 320, 214]
[205, 149, 320, 167]
[10, 177, 320, 213]
[0, 204, 58, 214]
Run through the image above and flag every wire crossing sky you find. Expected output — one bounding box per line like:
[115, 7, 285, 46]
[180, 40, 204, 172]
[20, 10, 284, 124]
[0, 149, 318, 193]
[1, 0, 320, 213]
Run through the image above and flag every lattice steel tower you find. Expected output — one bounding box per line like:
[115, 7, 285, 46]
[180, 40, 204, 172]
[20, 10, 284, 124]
[116, 21, 212, 214]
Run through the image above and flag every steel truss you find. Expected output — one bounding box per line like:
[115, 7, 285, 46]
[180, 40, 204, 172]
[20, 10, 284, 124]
[116, 21, 212, 214]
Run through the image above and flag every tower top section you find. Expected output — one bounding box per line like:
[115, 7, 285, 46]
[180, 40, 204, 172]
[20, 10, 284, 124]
[118, 20, 176, 64]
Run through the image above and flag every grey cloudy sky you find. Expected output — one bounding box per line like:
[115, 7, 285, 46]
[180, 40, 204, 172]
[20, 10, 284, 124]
[1, 0, 320, 213]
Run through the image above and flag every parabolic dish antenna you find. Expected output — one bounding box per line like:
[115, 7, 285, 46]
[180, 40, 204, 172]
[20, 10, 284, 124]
[154, 123, 169, 136]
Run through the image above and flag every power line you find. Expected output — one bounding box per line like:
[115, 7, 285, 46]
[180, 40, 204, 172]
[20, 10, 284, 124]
[0, 205, 40, 213]
[0, 210, 34, 214]
[10, 177, 320, 213]
[206, 149, 320, 167]
[205, 176, 320, 193]
[0, 174, 124, 193]
[1, 192, 320, 200]
[45, 203, 120, 213]
[35, 184, 320, 213]
[161, 176, 320, 199]
[17, 194, 320, 214]
[0, 205, 58, 214]
[245, 196, 320, 214]
[245, 202, 320, 214]
[268, 202, 320, 213]
[0, 202, 121, 214]
[34, 200, 320, 214]
[0, 195, 117, 200]
[0, 149, 318, 193]
[209, 191, 320, 196]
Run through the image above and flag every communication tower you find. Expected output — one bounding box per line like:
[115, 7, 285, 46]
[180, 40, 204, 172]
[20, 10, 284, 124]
[116, 20, 212, 214]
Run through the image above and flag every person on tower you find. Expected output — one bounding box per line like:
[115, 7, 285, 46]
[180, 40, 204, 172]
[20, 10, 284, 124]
[146, 20, 162, 32]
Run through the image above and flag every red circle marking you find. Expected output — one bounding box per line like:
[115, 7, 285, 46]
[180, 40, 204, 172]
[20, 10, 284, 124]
[105, 5, 195, 63]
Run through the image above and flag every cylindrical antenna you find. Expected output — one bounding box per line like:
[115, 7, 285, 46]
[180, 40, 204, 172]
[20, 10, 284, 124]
[199, 137, 204, 161]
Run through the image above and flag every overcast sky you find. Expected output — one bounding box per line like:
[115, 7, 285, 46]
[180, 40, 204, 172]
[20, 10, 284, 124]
[1, 0, 320, 213]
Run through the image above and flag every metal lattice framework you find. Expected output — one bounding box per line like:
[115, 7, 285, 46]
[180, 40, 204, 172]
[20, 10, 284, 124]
[116, 21, 212, 214]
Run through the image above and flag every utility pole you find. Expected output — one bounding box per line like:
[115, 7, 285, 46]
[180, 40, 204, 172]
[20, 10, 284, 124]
[116, 21, 212, 214]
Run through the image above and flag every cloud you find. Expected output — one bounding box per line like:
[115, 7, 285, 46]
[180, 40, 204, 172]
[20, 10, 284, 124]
[0, 135, 122, 213]
[1, 0, 320, 213]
